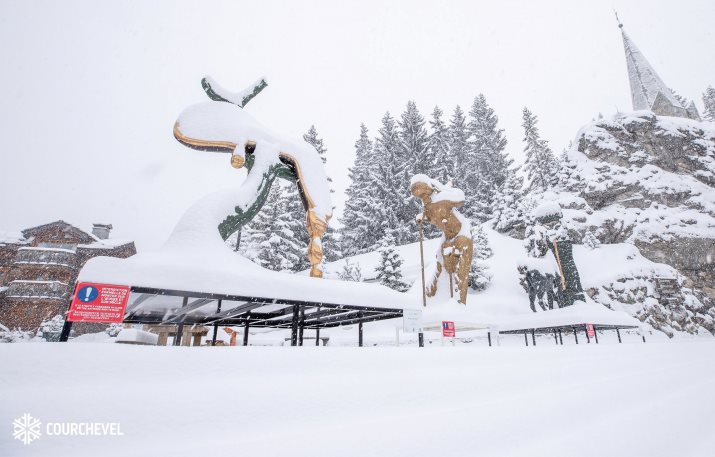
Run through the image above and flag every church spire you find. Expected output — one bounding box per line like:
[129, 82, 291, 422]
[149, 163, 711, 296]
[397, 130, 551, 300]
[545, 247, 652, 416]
[616, 14, 700, 120]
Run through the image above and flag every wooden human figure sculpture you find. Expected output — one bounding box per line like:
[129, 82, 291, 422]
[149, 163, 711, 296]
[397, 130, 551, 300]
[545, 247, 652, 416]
[410, 175, 473, 305]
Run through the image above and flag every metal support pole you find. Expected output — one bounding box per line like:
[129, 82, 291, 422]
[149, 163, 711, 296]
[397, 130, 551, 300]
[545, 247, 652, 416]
[243, 313, 250, 347]
[558, 329, 563, 345]
[358, 321, 364, 347]
[616, 328, 622, 343]
[585, 325, 590, 344]
[642, 334, 646, 343]
[59, 319, 73, 342]
[488, 332, 492, 347]
[418, 332, 424, 347]
[553, 331, 558, 345]
[298, 308, 305, 346]
[174, 323, 184, 346]
[418, 221, 427, 308]
[524, 332, 528, 346]
[531, 329, 536, 346]
[315, 306, 321, 346]
[594, 328, 599, 344]
[211, 299, 222, 346]
[290, 305, 299, 346]
[573, 327, 578, 344]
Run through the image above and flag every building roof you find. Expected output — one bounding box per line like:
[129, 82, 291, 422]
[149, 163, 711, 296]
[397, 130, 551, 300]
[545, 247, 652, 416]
[21, 220, 96, 244]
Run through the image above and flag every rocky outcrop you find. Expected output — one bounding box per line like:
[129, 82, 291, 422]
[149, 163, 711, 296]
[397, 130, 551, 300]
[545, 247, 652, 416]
[554, 111, 715, 336]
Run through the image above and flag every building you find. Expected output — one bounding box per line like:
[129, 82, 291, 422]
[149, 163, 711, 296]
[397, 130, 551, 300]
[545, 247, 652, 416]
[617, 17, 701, 120]
[0, 221, 136, 331]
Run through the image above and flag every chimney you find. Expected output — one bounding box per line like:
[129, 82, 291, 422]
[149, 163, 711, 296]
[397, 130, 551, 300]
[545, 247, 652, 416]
[92, 223, 113, 240]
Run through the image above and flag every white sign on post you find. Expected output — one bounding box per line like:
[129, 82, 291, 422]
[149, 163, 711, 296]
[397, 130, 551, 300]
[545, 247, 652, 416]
[403, 309, 423, 333]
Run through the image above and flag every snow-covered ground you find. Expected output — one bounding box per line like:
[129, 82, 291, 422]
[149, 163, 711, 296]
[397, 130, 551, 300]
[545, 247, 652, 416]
[2, 341, 714, 456]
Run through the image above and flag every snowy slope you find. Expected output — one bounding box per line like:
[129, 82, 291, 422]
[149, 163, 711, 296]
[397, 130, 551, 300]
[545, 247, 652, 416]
[2, 342, 714, 457]
[320, 224, 665, 331]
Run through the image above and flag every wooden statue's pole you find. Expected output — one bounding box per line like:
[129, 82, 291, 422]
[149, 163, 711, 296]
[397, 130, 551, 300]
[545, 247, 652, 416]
[418, 220, 427, 308]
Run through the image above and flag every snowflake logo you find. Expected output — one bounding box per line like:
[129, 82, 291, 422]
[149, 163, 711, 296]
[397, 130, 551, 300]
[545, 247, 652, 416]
[13, 413, 42, 445]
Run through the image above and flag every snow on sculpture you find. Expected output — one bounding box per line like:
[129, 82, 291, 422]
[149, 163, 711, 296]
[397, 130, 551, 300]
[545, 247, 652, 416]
[410, 174, 473, 305]
[172, 77, 332, 278]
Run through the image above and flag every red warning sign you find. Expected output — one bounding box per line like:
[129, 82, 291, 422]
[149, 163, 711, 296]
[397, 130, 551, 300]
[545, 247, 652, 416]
[442, 321, 455, 338]
[67, 283, 130, 323]
[586, 323, 595, 338]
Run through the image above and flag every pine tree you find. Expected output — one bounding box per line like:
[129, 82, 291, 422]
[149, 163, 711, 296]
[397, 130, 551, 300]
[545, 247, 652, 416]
[448, 106, 469, 189]
[492, 169, 524, 233]
[303, 125, 340, 261]
[399, 101, 431, 175]
[583, 229, 601, 250]
[374, 112, 413, 245]
[375, 233, 410, 292]
[468, 225, 493, 291]
[703, 86, 715, 122]
[464, 94, 511, 222]
[282, 182, 312, 271]
[467, 94, 511, 187]
[522, 107, 558, 192]
[244, 183, 305, 272]
[428, 106, 452, 184]
[340, 124, 380, 256]
[398, 101, 430, 243]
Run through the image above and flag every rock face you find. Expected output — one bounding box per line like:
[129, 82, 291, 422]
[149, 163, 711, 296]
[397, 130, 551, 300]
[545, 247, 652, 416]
[557, 111, 715, 336]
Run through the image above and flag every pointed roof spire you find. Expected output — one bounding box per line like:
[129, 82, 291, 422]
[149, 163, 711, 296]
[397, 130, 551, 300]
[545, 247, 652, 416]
[617, 14, 687, 116]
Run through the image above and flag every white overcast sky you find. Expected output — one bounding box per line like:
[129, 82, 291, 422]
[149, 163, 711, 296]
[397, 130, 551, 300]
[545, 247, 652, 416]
[1, 0, 713, 249]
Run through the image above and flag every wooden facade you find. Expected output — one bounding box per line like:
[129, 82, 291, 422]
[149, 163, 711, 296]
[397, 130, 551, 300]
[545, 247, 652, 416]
[0, 220, 136, 331]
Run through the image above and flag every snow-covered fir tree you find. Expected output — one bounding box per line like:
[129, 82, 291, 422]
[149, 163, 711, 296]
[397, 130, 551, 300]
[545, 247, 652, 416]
[397, 101, 430, 243]
[468, 225, 493, 291]
[521, 107, 558, 192]
[374, 112, 413, 245]
[243, 183, 305, 272]
[491, 169, 524, 233]
[428, 106, 452, 184]
[340, 124, 381, 256]
[303, 125, 340, 261]
[375, 233, 410, 292]
[399, 101, 431, 175]
[337, 258, 362, 282]
[448, 105, 469, 189]
[703, 86, 715, 122]
[463, 94, 511, 222]
[583, 229, 601, 250]
[281, 182, 312, 271]
[524, 220, 549, 258]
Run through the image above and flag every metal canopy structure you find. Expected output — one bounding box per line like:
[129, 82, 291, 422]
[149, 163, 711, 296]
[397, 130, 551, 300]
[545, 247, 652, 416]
[122, 286, 404, 347]
[499, 323, 642, 346]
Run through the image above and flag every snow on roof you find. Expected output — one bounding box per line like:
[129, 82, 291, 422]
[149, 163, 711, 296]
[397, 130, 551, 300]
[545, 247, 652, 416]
[18, 246, 76, 253]
[78, 236, 419, 311]
[79, 238, 133, 250]
[0, 230, 26, 245]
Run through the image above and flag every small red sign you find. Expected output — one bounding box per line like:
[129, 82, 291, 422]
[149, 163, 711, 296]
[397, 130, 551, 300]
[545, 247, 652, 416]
[68, 283, 130, 323]
[442, 321, 455, 338]
[586, 324, 595, 338]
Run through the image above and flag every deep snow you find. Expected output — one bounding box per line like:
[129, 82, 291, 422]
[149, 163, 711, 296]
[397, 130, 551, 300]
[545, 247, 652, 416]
[1, 341, 714, 457]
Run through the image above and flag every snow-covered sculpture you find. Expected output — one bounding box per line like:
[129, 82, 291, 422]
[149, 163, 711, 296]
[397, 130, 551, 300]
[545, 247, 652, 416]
[172, 77, 332, 277]
[521, 202, 585, 310]
[410, 175, 473, 305]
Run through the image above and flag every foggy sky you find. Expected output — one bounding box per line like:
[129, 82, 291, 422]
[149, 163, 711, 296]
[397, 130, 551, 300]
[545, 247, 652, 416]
[1, 0, 713, 249]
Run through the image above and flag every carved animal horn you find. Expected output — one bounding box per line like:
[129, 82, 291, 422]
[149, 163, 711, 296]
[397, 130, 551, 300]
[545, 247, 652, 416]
[201, 76, 268, 108]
